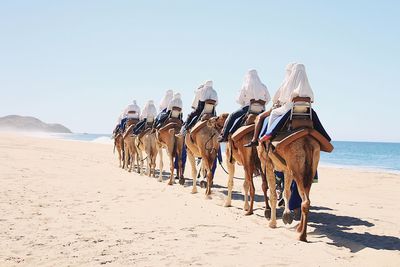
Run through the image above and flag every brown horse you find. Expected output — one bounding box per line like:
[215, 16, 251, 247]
[136, 128, 159, 177]
[114, 133, 124, 168]
[185, 113, 228, 197]
[122, 118, 139, 171]
[258, 136, 320, 241]
[257, 97, 333, 241]
[156, 118, 184, 185]
[225, 114, 270, 218]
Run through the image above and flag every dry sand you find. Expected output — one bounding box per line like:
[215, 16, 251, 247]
[0, 133, 399, 266]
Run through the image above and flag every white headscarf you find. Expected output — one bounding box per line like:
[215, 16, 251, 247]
[159, 90, 174, 111]
[237, 69, 270, 107]
[199, 80, 218, 104]
[125, 100, 141, 119]
[204, 80, 213, 87]
[267, 64, 314, 132]
[278, 63, 314, 104]
[141, 100, 157, 120]
[168, 93, 183, 110]
[272, 62, 296, 105]
[191, 83, 205, 109]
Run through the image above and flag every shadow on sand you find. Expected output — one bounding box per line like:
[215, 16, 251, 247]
[214, 184, 400, 253]
[308, 210, 400, 252]
[141, 170, 400, 253]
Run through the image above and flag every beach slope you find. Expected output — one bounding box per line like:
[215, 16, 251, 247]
[0, 133, 399, 266]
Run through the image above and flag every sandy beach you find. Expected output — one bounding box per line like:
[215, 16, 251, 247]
[0, 133, 399, 266]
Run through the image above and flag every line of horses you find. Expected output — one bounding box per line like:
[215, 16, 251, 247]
[113, 99, 331, 242]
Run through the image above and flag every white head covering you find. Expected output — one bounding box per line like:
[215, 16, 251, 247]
[159, 90, 174, 111]
[200, 81, 218, 104]
[191, 83, 205, 109]
[125, 100, 141, 119]
[272, 62, 296, 105]
[278, 63, 314, 104]
[237, 69, 270, 107]
[204, 80, 213, 87]
[168, 93, 183, 110]
[141, 100, 157, 120]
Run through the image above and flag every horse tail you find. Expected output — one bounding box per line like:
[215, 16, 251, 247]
[303, 138, 315, 188]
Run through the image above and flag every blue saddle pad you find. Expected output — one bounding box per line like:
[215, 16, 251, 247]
[259, 110, 291, 139]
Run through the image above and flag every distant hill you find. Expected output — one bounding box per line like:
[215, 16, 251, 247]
[0, 115, 72, 133]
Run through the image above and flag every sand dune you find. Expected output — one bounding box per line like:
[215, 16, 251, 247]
[0, 133, 399, 266]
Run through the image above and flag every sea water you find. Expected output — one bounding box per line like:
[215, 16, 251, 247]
[56, 133, 400, 173]
[50, 133, 113, 144]
[320, 141, 400, 173]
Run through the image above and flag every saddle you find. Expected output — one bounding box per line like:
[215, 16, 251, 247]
[190, 120, 208, 136]
[137, 122, 153, 140]
[159, 119, 182, 133]
[231, 124, 254, 143]
[269, 97, 333, 154]
[125, 118, 139, 129]
[230, 99, 266, 143]
[189, 99, 218, 136]
[159, 107, 182, 132]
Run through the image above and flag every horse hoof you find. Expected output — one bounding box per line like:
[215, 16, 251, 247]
[223, 201, 231, 207]
[168, 180, 174, 186]
[191, 188, 198, 194]
[269, 221, 277, 229]
[200, 181, 207, 188]
[282, 211, 293, 225]
[205, 195, 212, 200]
[158, 178, 162, 182]
[179, 178, 185, 185]
[243, 204, 249, 212]
[298, 235, 307, 242]
[245, 211, 253, 216]
[264, 209, 271, 220]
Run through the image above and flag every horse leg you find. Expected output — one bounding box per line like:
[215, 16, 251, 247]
[158, 147, 164, 182]
[260, 162, 271, 219]
[187, 150, 197, 194]
[128, 147, 133, 172]
[151, 153, 157, 178]
[204, 158, 214, 199]
[224, 158, 235, 207]
[137, 147, 143, 175]
[296, 181, 311, 242]
[152, 144, 158, 178]
[282, 172, 294, 225]
[168, 151, 175, 185]
[245, 165, 255, 216]
[124, 142, 130, 171]
[178, 155, 184, 182]
[117, 143, 122, 168]
[241, 179, 249, 212]
[265, 157, 277, 228]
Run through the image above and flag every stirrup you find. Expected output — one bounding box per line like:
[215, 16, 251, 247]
[244, 140, 258, 147]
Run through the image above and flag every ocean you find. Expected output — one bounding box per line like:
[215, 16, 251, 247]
[320, 141, 400, 173]
[54, 133, 400, 174]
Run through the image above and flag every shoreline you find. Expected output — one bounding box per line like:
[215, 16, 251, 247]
[3, 131, 399, 174]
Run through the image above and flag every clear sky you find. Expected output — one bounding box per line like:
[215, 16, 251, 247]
[1, 0, 399, 142]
